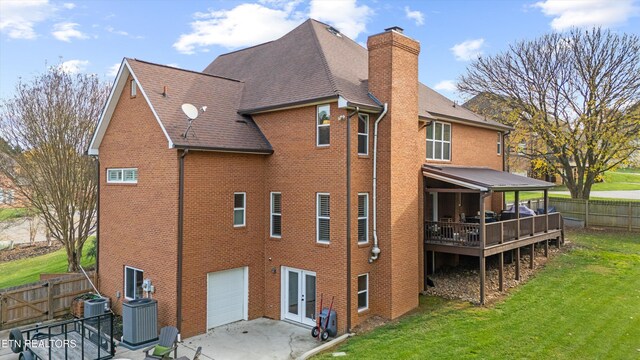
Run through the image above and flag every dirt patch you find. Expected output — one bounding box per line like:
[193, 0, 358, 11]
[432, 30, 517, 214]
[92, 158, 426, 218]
[0, 241, 62, 262]
[425, 241, 570, 305]
[351, 315, 390, 334]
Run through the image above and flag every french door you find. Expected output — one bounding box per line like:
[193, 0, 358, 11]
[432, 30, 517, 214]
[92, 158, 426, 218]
[283, 267, 317, 326]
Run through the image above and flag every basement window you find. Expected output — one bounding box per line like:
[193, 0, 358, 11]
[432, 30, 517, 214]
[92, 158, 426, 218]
[107, 168, 138, 184]
[358, 274, 369, 311]
[124, 266, 144, 300]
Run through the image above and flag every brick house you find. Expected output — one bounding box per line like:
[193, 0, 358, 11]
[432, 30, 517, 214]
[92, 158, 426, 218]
[89, 20, 562, 338]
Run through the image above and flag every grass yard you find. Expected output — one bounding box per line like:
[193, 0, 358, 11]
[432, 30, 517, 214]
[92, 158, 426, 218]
[504, 170, 640, 203]
[0, 237, 95, 289]
[316, 231, 640, 359]
[0, 207, 29, 221]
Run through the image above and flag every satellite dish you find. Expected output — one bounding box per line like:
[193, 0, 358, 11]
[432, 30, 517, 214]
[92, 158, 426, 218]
[181, 103, 199, 120]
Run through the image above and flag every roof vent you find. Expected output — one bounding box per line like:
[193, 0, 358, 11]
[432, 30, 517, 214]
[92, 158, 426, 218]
[385, 26, 404, 34]
[326, 26, 342, 37]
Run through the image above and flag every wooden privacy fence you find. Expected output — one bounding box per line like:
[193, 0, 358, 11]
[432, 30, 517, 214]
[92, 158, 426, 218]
[513, 198, 640, 231]
[0, 272, 95, 330]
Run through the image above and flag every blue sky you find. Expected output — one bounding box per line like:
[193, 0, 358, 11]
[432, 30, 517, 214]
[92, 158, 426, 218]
[1, 0, 638, 102]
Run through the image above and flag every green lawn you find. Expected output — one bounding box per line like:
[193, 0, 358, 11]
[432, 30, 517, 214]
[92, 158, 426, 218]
[316, 231, 640, 359]
[0, 207, 29, 221]
[504, 170, 640, 203]
[0, 237, 95, 289]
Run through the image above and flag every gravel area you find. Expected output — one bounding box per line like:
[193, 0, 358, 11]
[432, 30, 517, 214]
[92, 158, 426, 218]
[425, 241, 567, 305]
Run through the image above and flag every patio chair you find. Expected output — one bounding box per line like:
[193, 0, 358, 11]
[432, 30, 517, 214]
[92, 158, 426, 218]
[143, 326, 179, 360]
[176, 346, 202, 360]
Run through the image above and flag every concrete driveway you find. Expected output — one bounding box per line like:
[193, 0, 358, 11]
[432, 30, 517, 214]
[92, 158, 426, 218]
[1, 318, 319, 360]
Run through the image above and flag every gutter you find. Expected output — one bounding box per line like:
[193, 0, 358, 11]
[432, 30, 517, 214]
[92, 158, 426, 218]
[96, 158, 100, 282]
[345, 106, 359, 332]
[173, 144, 273, 155]
[176, 149, 188, 333]
[369, 103, 388, 263]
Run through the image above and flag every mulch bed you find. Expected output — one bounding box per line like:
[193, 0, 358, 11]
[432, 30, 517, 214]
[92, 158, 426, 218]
[425, 241, 570, 305]
[0, 241, 62, 262]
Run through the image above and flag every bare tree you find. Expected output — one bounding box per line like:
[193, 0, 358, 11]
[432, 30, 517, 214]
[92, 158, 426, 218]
[459, 28, 640, 199]
[0, 66, 109, 271]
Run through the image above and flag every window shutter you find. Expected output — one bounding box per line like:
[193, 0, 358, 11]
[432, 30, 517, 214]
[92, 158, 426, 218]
[318, 194, 330, 242]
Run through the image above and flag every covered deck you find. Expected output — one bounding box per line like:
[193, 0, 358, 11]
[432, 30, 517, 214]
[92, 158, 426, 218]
[423, 165, 564, 304]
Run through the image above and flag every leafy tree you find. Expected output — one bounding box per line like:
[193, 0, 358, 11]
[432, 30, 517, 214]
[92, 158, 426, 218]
[459, 28, 640, 199]
[0, 66, 110, 271]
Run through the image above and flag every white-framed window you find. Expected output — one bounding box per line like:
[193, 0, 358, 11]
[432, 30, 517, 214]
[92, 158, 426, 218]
[426, 121, 451, 161]
[316, 193, 330, 243]
[124, 266, 144, 300]
[357, 273, 368, 311]
[234, 192, 246, 227]
[497, 132, 502, 155]
[131, 79, 137, 97]
[106, 168, 138, 184]
[357, 113, 369, 155]
[317, 104, 330, 146]
[357, 193, 368, 244]
[270, 192, 282, 237]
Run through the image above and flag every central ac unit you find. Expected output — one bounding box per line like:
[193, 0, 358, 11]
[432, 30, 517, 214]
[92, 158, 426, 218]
[121, 298, 158, 349]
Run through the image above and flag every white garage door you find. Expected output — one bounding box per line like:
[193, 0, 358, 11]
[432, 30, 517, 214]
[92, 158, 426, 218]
[207, 267, 248, 329]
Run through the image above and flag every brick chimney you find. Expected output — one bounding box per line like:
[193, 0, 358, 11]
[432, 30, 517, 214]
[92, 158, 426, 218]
[367, 27, 420, 319]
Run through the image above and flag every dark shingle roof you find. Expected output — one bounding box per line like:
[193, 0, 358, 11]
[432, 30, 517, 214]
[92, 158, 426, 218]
[127, 59, 272, 153]
[419, 85, 510, 130]
[423, 165, 555, 191]
[204, 19, 505, 130]
[203, 20, 378, 112]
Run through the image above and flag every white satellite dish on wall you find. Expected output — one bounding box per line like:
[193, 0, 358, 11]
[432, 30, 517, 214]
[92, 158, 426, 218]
[181, 103, 199, 120]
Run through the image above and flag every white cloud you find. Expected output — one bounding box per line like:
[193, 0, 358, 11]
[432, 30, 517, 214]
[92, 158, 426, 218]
[451, 38, 485, 61]
[309, 0, 373, 39]
[433, 80, 457, 92]
[52, 22, 88, 42]
[533, 0, 640, 30]
[63, 3, 76, 10]
[105, 25, 128, 36]
[174, 0, 374, 54]
[404, 6, 424, 26]
[174, 3, 303, 53]
[58, 59, 89, 74]
[0, 0, 53, 39]
[106, 63, 120, 77]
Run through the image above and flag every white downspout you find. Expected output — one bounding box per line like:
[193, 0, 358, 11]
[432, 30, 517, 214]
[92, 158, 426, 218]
[369, 103, 388, 263]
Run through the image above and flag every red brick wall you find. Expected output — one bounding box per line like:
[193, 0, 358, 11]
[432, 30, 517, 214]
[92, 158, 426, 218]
[180, 151, 266, 337]
[98, 75, 179, 329]
[367, 30, 421, 320]
[253, 103, 350, 333]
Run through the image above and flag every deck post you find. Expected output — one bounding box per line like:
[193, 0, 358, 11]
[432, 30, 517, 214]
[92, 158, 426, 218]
[480, 255, 486, 304]
[480, 193, 487, 304]
[544, 239, 549, 257]
[529, 243, 535, 269]
[544, 189, 549, 232]
[515, 191, 520, 240]
[515, 248, 520, 280]
[499, 252, 504, 292]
